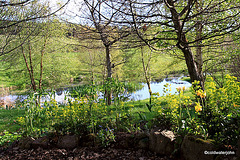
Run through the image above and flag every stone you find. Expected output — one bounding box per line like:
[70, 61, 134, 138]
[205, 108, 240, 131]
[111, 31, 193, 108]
[135, 132, 149, 140]
[81, 133, 97, 147]
[137, 138, 149, 149]
[237, 139, 240, 160]
[181, 135, 216, 160]
[18, 137, 35, 149]
[135, 132, 149, 149]
[32, 136, 50, 149]
[57, 135, 79, 149]
[149, 129, 175, 155]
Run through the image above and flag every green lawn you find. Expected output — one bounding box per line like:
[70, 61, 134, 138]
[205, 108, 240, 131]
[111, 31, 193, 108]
[0, 109, 25, 133]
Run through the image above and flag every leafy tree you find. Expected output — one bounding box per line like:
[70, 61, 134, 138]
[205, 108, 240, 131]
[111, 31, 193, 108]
[117, 0, 240, 89]
[0, 0, 69, 56]
[66, 0, 133, 105]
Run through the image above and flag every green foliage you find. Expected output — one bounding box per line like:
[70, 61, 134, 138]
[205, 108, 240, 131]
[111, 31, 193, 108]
[1, 75, 239, 148]
[0, 131, 21, 147]
[103, 78, 143, 103]
[121, 47, 187, 82]
[0, 109, 25, 146]
[0, 108, 25, 133]
[154, 75, 240, 145]
[69, 79, 143, 103]
[155, 84, 206, 137]
[69, 84, 99, 100]
[201, 75, 240, 145]
[97, 125, 115, 147]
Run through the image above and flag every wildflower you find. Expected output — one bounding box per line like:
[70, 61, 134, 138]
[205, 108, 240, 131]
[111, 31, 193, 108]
[195, 102, 202, 112]
[201, 92, 206, 98]
[182, 86, 186, 91]
[196, 90, 201, 97]
[196, 90, 206, 98]
[233, 103, 239, 107]
[176, 86, 182, 93]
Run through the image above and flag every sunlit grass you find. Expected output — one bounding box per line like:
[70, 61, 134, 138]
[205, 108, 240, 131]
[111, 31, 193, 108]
[0, 109, 25, 133]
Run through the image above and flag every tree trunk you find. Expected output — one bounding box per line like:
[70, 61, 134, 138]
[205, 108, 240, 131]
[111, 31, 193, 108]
[88, 51, 95, 85]
[21, 45, 36, 91]
[105, 45, 112, 105]
[195, 0, 204, 88]
[26, 41, 37, 91]
[141, 46, 152, 104]
[39, 37, 47, 90]
[178, 42, 203, 89]
[167, 0, 204, 89]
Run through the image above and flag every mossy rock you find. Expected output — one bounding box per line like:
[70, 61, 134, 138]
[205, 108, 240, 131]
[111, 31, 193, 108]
[181, 135, 217, 160]
[187, 135, 215, 145]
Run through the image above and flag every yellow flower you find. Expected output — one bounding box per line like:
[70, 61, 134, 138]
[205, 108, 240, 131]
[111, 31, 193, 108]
[176, 86, 182, 92]
[201, 92, 206, 98]
[196, 90, 201, 96]
[233, 103, 239, 107]
[182, 86, 186, 91]
[196, 90, 206, 98]
[195, 102, 202, 112]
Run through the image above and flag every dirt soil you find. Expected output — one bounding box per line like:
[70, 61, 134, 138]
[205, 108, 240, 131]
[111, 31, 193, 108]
[0, 147, 175, 160]
[0, 132, 178, 160]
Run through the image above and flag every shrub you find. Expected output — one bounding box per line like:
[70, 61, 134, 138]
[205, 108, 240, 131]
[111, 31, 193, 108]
[155, 75, 240, 146]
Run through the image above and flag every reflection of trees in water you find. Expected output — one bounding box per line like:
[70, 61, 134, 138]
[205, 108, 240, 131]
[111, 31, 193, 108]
[0, 86, 10, 97]
[14, 95, 27, 104]
[56, 88, 63, 96]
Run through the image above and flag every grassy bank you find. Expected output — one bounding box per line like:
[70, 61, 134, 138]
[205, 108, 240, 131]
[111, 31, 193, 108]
[1, 75, 239, 148]
[0, 109, 25, 133]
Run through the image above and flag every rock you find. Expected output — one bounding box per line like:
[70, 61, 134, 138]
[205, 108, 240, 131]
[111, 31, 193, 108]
[57, 135, 79, 149]
[18, 137, 35, 149]
[135, 132, 149, 140]
[137, 138, 149, 149]
[32, 136, 50, 149]
[135, 132, 149, 149]
[114, 132, 135, 149]
[237, 139, 240, 160]
[181, 135, 216, 160]
[149, 129, 175, 155]
[81, 133, 97, 147]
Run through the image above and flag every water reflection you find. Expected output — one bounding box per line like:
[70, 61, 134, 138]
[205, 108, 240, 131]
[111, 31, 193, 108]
[0, 77, 191, 106]
[129, 78, 191, 101]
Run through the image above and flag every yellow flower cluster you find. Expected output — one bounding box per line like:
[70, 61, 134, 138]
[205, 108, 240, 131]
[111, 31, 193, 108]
[17, 116, 25, 125]
[195, 102, 202, 112]
[176, 86, 186, 93]
[196, 90, 206, 98]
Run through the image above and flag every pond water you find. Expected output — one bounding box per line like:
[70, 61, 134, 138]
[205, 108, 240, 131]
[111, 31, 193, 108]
[0, 77, 191, 106]
[128, 77, 192, 101]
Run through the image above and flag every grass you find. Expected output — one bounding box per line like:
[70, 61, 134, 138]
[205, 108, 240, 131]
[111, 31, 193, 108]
[0, 99, 153, 134]
[181, 76, 191, 83]
[0, 88, 197, 147]
[0, 88, 194, 139]
[0, 108, 25, 133]
[0, 85, 194, 131]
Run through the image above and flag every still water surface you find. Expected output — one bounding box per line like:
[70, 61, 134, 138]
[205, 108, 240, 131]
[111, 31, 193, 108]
[1, 77, 191, 105]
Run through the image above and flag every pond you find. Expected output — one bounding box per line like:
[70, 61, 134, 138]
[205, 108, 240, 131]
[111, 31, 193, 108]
[0, 77, 191, 106]
[129, 77, 191, 101]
